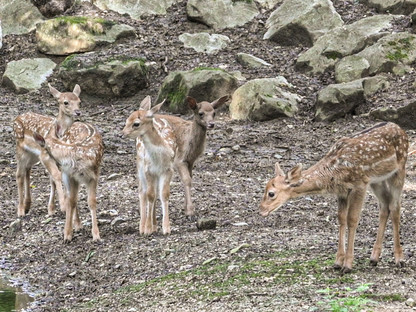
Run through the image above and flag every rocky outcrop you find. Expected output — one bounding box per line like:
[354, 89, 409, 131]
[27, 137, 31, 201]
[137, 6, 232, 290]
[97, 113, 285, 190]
[187, 0, 259, 30]
[229, 77, 300, 121]
[31, 0, 75, 17]
[264, 0, 343, 47]
[296, 15, 398, 74]
[2, 58, 56, 93]
[157, 68, 238, 113]
[93, 0, 176, 20]
[236, 53, 271, 68]
[355, 32, 416, 76]
[179, 33, 230, 54]
[58, 53, 149, 97]
[0, 20, 2, 50]
[335, 55, 370, 83]
[0, 0, 44, 35]
[361, 0, 416, 15]
[36, 17, 136, 55]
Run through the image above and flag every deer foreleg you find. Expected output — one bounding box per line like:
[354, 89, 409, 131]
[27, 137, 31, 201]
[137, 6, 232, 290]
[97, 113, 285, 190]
[177, 162, 195, 216]
[343, 189, 366, 273]
[87, 179, 101, 241]
[159, 172, 172, 235]
[64, 178, 79, 243]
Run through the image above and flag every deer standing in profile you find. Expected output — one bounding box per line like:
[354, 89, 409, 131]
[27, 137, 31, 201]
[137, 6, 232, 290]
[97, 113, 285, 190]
[260, 122, 408, 273]
[33, 120, 103, 242]
[13, 84, 81, 216]
[161, 95, 229, 217]
[123, 97, 176, 235]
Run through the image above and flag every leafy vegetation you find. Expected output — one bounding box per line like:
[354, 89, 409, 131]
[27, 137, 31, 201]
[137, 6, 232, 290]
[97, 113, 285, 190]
[386, 37, 414, 61]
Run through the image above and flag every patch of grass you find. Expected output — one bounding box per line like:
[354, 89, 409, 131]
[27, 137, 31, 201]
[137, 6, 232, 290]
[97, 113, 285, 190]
[315, 283, 376, 312]
[55, 16, 115, 28]
[365, 293, 407, 303]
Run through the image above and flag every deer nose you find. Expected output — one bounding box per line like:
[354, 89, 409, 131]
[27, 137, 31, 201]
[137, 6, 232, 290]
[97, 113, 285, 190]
[208, 122, 215, 129]
[74, 110, 81, 116]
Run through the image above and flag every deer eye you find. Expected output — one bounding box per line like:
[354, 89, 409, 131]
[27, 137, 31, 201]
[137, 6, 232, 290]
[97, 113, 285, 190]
[268, 191, 275, 198]
[199, 112, 204, 117]
[133, 121, 140, 128]
[63, 100, 69, 105]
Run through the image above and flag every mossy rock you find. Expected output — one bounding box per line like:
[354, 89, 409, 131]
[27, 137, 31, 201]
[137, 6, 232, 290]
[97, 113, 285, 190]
[157, 68, 238, 114]
[59, 52, 148, 98]
[36, 16, 135, 55]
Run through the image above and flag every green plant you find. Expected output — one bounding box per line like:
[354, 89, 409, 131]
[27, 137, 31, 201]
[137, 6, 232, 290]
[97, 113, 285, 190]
[316, 283, 376, 312]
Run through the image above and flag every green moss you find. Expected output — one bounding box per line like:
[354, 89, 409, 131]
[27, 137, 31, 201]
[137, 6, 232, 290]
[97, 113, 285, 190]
[386, 36, 414, 61]
[60, 54, 78, 69]
[325, 51, 342, 60]
[192, 67, 226, 72]
[165, 83, 188, 111]
[60, 54, 147, 71]
[55, 16, 115, 27]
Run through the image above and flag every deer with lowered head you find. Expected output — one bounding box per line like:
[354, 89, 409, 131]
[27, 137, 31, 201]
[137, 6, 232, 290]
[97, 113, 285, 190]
[260, 122, 408, 273]
[33, 120, 103, 242]
[161, 95, 229, 217]
[13, 84, 81, 217]
[123, 96, 176, 235]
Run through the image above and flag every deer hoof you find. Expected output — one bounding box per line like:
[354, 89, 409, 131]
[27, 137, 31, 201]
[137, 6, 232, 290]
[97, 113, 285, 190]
[341, 266, 352, 274]
[369, 259, 378, 266]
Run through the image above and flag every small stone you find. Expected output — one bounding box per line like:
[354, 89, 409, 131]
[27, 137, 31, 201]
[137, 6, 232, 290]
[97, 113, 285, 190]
[196, 218, 217, 231]
[107, 173, 123, 180]
[406, 298, 415, 307]
[9, 219, 22, 233]
[111, 217, 126, 227]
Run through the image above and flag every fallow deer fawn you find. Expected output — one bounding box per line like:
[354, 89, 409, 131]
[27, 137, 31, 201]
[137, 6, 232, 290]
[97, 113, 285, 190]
[123, 97, 176, 235]
[34, 121, 103, 242]
[13, 84, 81, 216]
[161, 95, 229, 216]
[260, 122, 408, 273]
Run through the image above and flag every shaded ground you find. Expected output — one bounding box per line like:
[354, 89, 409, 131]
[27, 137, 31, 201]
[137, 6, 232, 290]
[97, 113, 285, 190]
[1, 1, 416, 311]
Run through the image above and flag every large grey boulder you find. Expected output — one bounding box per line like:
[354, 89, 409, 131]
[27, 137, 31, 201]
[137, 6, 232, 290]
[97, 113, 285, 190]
[179, 33, 230, 54]
[36, 17, 135, 55]
[229, 77, 300, 121]
[360, 0, 416, 15]
[0, 20, 2, 50]
[58, 53, 149, 98]
[263, 0, 343, 47]
[156, 68, 238, 114]
[2, 58, 56, 93]
[296, 15, 398, 74]
[315, 80, 365, 122]
[0, 0, 44, 35]
[370, 101, 416, 129]
[93, 0, 176, 20]
[335, 55, 370, 83]
[187, 0, 259, 30]
[355, 32, 416, 76]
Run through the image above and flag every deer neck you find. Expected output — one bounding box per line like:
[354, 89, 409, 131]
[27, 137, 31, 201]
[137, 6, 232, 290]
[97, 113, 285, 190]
[55, 112, 74, 137]
[185, 119, 207, 157]
[290, 165, 333, 198]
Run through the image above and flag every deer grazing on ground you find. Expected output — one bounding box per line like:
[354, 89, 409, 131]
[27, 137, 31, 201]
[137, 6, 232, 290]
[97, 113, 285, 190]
[13, 84, 81, 216]
[260, 122, 408, 273]
[161, 95, 229, 217]
[34, 121, 103, 242]
[123, 96, 176, 235]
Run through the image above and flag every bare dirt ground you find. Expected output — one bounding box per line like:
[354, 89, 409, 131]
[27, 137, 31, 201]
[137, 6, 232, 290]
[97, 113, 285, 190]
[1, 1, 416, 311]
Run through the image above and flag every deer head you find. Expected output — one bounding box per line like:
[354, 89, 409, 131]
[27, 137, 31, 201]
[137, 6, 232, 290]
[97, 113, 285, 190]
[259, 162, 303, 217]
[49, 83, 81, 118]
[122, 96, 165, 139]
[186, 95, 229, 129]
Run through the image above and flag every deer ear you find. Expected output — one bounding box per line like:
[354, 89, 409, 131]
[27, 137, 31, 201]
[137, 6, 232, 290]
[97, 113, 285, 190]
[72, 84, 81, 97]
[48, 84, 61, 99]
[212, 95, 230, 109]
[287, 163, 303, 182]
[186, 96, 198, 110]
[139, 96, 152, 110]
[149, 101, 165, 115]
[274, 162, 285, 176]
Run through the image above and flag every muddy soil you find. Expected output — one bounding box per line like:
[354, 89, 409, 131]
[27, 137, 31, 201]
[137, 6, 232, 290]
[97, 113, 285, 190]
[1, 1, 416, 311]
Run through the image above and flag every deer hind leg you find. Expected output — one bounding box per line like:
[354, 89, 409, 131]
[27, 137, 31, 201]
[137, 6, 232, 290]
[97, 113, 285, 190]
[177, 162, 195, 217]
[159, 171, 172, 235]
[87, 179, 101, 241]
[369, 181, 391, 266]
[63, 178, 79, 243]
[16, 151, 36, 216]
[343, 188, 366, 273]
[334, 196, 348, 269]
